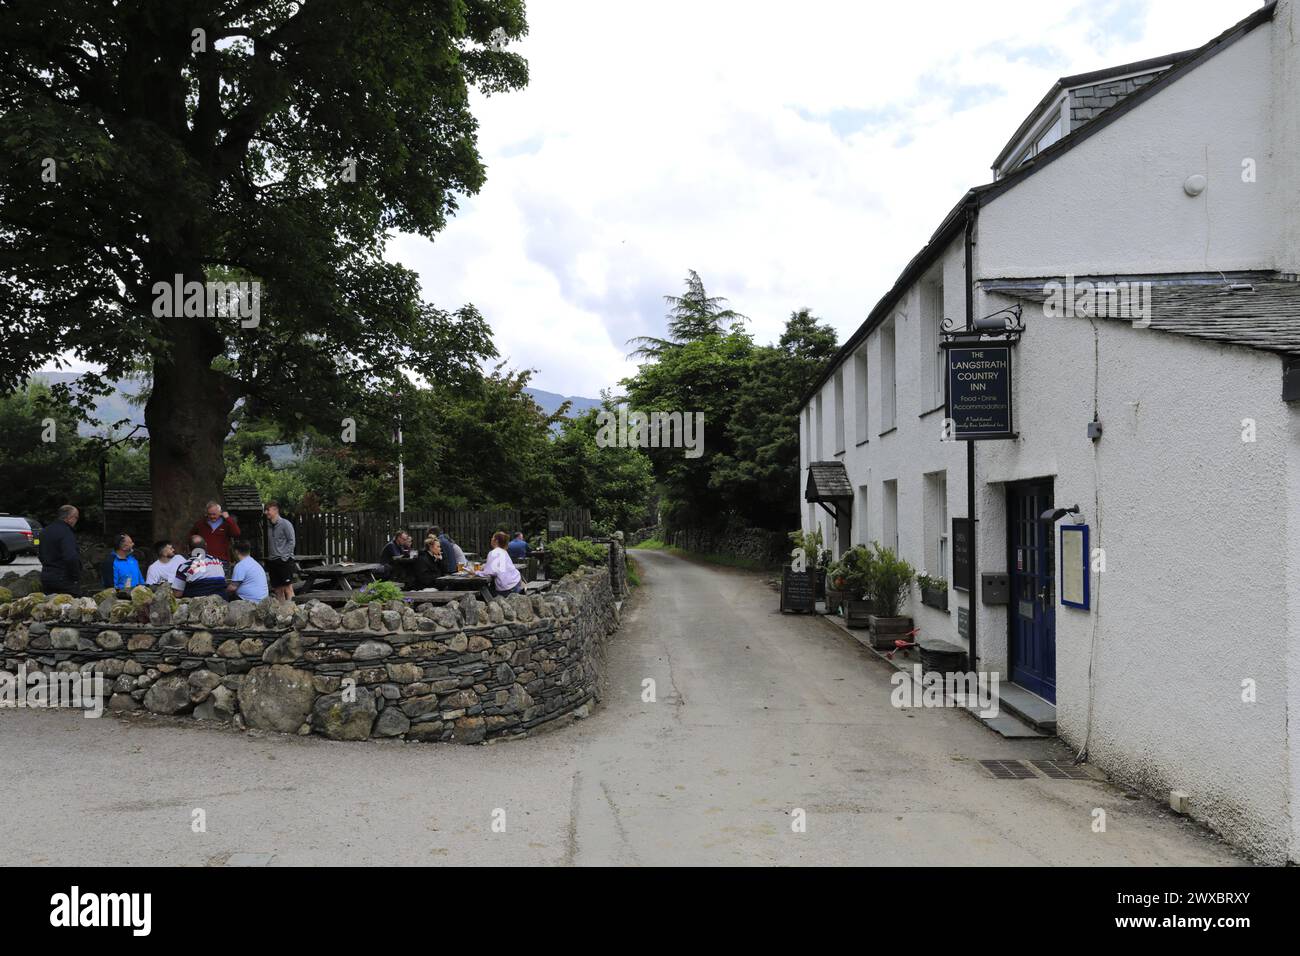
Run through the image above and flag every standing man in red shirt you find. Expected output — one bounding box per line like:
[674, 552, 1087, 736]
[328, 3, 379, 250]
[189, 500, 242, 564]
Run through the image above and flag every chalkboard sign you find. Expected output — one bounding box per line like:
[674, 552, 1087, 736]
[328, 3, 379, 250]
[780, 567, 817, 613]
[952, 517, 972, 591]
[957, 606, 969, 641]
[947, 346, 1013, 439]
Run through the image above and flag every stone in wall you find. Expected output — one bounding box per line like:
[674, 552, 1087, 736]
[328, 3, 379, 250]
[311, 687, 377, 740]
[238, 665, 315, 733]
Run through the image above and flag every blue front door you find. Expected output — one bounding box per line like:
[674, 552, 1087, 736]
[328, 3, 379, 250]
[1007, 481, 1056, 703]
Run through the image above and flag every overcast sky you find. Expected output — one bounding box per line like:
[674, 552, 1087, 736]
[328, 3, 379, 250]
[389, 0, 1262, 398]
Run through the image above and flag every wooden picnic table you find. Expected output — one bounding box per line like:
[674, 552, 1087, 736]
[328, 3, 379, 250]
[433, 573, 491, 592]
[293, 554, 326, 568]
[298, 562, 384, 594]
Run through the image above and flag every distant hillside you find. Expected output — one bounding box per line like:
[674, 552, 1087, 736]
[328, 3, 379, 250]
[28, 373, 601, 436]
[31, 371, 145, 434]
[523, 387, 603, 418]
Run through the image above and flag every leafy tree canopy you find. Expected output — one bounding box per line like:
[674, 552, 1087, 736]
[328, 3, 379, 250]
[0, 0, 528, 541]
[622, 273, 838, 534]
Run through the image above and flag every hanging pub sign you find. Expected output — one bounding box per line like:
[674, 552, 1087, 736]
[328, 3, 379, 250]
[946, 345, 1014, 439]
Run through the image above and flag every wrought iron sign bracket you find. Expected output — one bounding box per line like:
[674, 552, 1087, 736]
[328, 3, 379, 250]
[940, 304, 1024, 346]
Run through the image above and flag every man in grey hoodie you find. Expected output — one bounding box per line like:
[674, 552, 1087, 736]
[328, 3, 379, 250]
[264, 501, 297, 600]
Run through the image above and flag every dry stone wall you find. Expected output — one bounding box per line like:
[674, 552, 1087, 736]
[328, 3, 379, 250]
[0, 566, 619, 744]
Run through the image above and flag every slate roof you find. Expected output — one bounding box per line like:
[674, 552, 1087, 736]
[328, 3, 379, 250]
[981, 276, 1300, 358]
[805, 461, 854, 502]
[103, 486, 264, 511]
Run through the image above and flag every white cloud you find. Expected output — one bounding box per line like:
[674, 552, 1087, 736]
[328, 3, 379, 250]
[392, 0, 1263, 397]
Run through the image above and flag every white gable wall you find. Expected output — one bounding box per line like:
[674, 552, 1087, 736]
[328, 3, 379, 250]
[980, 26, 1278, 277]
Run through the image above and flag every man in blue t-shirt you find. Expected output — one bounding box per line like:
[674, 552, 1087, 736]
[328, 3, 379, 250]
[226, 540, 269, 602]
[506, 532, 529, 562]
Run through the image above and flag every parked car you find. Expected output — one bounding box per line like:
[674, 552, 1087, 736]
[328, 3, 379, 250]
[0, 514, 40, 564]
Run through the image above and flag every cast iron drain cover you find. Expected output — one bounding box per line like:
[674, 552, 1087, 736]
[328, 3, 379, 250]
[1031, 759, 1093, 780]
[979, 759, 1037, 779]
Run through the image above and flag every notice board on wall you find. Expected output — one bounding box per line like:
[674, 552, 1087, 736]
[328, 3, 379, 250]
[952, 517, 972, 591]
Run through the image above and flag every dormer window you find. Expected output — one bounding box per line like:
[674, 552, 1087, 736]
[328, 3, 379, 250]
[1008, 104, 1067, 172]
[992, 52, 1190, 180]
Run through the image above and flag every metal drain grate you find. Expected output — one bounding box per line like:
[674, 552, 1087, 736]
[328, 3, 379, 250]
[1031, 759, 1093, 780]
[979, 759, 1037, 779]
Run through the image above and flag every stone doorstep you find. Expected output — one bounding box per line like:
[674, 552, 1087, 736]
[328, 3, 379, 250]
[995, 682, 1058, 734]
[815, 610, 1052, 740]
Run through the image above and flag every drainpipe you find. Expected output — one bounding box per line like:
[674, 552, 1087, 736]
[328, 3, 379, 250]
[964, 203, 978, 670]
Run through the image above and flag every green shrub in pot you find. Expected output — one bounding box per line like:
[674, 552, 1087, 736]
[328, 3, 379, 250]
[867, 543, 915, 617]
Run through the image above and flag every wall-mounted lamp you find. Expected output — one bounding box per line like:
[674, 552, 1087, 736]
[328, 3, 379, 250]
[1041, 505, 1082, 523]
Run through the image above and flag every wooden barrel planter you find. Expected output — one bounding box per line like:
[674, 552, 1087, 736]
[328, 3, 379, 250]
[919, 639, 968, 674]
[868, 614, 913, 650]
[844, 599, 873, 629]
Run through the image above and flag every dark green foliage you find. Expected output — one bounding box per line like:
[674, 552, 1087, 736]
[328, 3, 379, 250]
[353, 580, 404, 604]
[0, 380, 146, 524]
[546, 536, 606, 577]
[550, 408, 654, 533]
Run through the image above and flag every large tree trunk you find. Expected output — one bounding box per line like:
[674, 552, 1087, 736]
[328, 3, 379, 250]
[144, 286, 237, 547]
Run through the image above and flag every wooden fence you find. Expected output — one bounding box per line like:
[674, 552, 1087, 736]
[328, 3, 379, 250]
[287, 507, 591, 563]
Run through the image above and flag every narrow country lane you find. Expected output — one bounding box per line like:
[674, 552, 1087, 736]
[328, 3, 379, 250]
[565, 549, 1244, 865]
[0, 550, 1244, 866]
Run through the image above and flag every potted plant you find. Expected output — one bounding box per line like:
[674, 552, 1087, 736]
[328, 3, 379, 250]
[866, 543, 916, 649]
[825, 556, 850, 615]
[834, 545, 875, 629]
[816, 546, 833, 599]
[918, 573, 949, 611]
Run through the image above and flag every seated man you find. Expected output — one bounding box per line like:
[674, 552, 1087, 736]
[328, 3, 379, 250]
[177, 536, 228, 597]
[146, 540, 186, 596]
[506, 531, 529, 562]
[226, 539, 269, 602]
[379, 530, 414, 584]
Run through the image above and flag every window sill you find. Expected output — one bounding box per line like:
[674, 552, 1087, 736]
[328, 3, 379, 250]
[878, 427, 897, 438]
[919, 403, 946, 419]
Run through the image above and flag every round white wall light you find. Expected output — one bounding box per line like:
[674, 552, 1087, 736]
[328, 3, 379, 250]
[1183, 173, 1207, 196]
